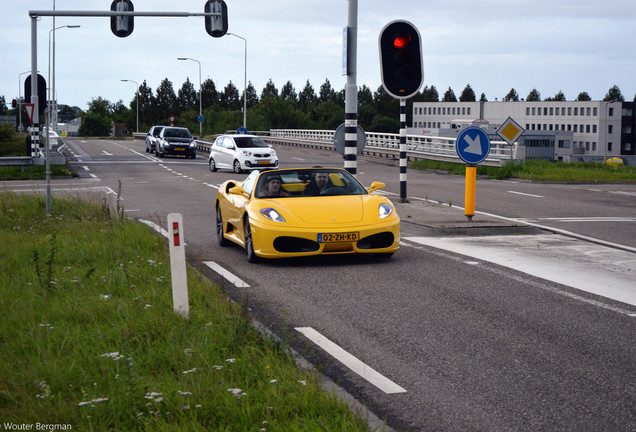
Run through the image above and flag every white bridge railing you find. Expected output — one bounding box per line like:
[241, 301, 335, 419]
[269, 129, 515, 166]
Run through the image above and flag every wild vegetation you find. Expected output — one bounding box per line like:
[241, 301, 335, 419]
[0, 191, 377, 431]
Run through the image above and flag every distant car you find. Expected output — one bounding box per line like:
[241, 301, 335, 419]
[145, 125, 165, 153]
[208, 134, 278, 173]
[215, 167, 400, 262]
[156, 127, 197, 158]
[605, 157, 624, 166]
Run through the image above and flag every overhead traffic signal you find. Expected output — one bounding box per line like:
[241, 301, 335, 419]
[204, 0, 228, 38]
[111, 0, 134, 38]
[24, 74, 47, 115]
[378, 20, 423, 99]
[12, 99, 17, 109]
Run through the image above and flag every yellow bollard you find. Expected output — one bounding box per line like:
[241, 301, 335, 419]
[465, 166, 476, 221]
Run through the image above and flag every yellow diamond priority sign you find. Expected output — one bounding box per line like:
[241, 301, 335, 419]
[497, 117, 525, 145]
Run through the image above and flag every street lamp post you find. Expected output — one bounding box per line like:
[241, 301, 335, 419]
[121, 79, 139, 133]
[227, 32, 247, 130]
[46, 24, 79, 216]
[177, 57, 202, 137]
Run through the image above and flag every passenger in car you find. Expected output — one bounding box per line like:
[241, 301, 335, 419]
[259, 175, 289, 198]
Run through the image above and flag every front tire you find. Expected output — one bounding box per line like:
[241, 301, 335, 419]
[216, 203, 230, 247]
[243, 217, 259, 263]
[209, 158, 218, 172]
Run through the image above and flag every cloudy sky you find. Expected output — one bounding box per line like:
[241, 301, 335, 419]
[2, 0, 635, 111]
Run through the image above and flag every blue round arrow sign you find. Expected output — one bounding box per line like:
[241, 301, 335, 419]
[455, 126, 491, 165]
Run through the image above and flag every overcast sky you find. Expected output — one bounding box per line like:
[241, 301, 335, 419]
[2, 0, 635, 111]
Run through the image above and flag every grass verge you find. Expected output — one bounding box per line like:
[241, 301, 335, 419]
[0, 191, 377, 431]
[410, 159, 636, 182]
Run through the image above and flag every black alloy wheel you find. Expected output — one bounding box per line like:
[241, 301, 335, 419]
[216, 203, 230, 247]
[243, 217, 259, 263]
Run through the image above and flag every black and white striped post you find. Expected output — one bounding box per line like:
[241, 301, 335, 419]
[399, 98, 407, 201]
[343, 0, 358, 175]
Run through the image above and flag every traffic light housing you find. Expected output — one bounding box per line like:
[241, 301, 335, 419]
[204, 0, 228, 38]
[12, 99, 17, 109]
[111, 0, 134, 38]
[24, 74, 47, 115]
[379, 20, 423, 99]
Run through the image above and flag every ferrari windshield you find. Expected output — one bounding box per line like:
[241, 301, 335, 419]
[255, 169, 368, 198]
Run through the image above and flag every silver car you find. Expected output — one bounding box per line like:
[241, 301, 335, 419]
[208, 134, 278, 173]
[145, 125, 165, 153]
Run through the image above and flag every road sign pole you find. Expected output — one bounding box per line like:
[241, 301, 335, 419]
[399, 98, 407, 202]
[464, 166, 476, 221]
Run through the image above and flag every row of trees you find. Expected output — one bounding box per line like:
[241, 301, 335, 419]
[1, 82, 633, 137]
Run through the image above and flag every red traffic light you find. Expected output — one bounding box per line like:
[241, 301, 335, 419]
[393, 34, 411, 50]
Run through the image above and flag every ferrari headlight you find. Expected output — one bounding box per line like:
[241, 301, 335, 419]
[260, 208, 285, 222]
[378, 203, 393, 219]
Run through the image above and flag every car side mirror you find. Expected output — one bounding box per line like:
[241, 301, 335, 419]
[367, 181, 385, 193]
[229, 186, 249, 197]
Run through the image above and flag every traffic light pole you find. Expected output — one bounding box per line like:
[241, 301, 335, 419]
[344, 0, 358, 175]
[399, 98, 407, 202]
[28, 7, 224, 216]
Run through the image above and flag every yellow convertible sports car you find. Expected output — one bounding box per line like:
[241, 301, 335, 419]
[215, 167, 400, 262]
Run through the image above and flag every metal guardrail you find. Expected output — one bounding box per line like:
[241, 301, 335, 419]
[0, 156, 35, 167]
[267, 129, 514, 166]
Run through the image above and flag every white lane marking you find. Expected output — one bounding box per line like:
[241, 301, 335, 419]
[295, 327, 407, 394]
[89, 173, 97, 178]
[82, 166, 90, 171]
[519, 217, 636, 223]
[402, 235, 636, 310]
[139, 219, 168, 239]
[507, 190, 544, 198]
[102, 151, 113, 156]
[400, 238, 635, 317]
[203, 261, 250, 288]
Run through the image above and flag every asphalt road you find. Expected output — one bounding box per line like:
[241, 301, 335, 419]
[6, 138, 635, 432]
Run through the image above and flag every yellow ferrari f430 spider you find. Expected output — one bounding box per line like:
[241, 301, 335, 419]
[215, 167, 400, 262]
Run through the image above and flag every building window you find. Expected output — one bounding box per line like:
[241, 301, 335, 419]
[585, 142, 590, 150]
[608, 125, 613, 134]
[593, 125, 597, 133]
[544, 107, 548, 115]
[568, 107, 572, 115]
[574, 107, 578, 116]
[608, 142, 613, 151]
[592, 142, 596, 151]
[467, 108, 471, 116]
[462, 107, 466, 115]
[574, 125, 577, 132]
[586, 125, 590, 133]
[567, 124, 571, 131]
[609, 107, 614, 116]
[587, 107, 591, 116]
[593, 107, 597, 116]
[532, 107, 536, 115]
[526, 107, 530, 115]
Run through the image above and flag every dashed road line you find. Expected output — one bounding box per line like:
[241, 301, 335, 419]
[295, 327, 407, 394]
[203, 261, 250, 288]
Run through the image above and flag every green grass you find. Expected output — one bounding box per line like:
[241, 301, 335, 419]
[0, 191, 378, 431]
[410, 159, 636, 182]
